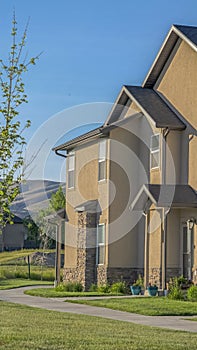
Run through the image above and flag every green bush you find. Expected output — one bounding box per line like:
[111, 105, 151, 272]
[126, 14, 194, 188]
[133, 274, 144, 287]
[111, 282, 127, 294]
[72, 282, 83, 292]
[167, 286, 184, 300]
[187, 285, 197, 302]
[55, 282, 83, 292]
[97, 284, 111, 294]
[89, 284, 98, 292]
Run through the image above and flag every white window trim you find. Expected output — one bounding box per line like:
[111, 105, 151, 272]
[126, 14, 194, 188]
[96, 223, 105, 265]
[150, 133, 160, 170]
[98, 140, 107, 182]
[67, 152, 75, 189]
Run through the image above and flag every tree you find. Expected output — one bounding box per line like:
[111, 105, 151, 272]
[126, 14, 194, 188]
[49, 186, 65, 212]
[0, 13, 40, 229]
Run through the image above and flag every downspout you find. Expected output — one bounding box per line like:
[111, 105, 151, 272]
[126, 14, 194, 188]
[161, 207, 170, 291]
[143, 210, 148, 289]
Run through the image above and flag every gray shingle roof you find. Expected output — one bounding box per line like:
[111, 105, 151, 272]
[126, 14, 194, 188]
[174, 24, 197, 47]
[75, 200, 101, 213]
[125, 86, 185, 130]
[53, 127, 103, 151]
[147, 184, 197, 208]
[131, 184, 197, 210]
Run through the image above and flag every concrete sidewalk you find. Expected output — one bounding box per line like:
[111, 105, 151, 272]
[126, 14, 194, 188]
[0, 286, 197, 333]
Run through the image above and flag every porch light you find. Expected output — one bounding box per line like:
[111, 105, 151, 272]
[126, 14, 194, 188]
[187, 218, 196, 230]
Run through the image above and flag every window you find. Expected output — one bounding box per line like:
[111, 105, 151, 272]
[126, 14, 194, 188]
[98, 140, 106, 181]
[150, 134, 160, 169]
[97, 224, 105, 265]
[67, 152, 75, 188]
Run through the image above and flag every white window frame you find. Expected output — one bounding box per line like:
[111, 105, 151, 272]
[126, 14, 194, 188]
[96, 223, 105, 265]
[67, 152, 75, 189]
[98, 140, 107, 182]
[150, 134, 160, 170]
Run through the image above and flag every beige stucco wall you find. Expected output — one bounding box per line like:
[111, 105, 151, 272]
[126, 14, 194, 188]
[166, 209, 181, 267]
[156, 40, 197, 191]
[156, 40, 197, 130]
[65, 138, 109, 268]
[165, 131, 182, 184]
[107, 117, 151, 268]
[148, 210, 161, 268]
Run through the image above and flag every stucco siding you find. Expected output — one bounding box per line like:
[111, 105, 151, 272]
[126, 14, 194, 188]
[166, 210, 181, 267]
[65, 139, 109, 268]
[156, 41, 197, 129]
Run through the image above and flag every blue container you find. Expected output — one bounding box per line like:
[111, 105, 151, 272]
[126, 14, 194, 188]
[147, 286, 158, 296]
[130, 285, 141, 295]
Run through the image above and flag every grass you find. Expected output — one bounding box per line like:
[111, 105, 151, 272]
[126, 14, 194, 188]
[25, 288, 123, 298]
[66, 297, 197, 316]
[0, 249, 55, 264]
[0, 302, 197, 350]
[0, 264, 57, 281]
[0, 279, 53, 290]
[0, 249, 62, 281]
[184, 318, 197, 322]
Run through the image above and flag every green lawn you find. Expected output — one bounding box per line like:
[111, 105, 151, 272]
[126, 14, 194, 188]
[66, 297, 197, 316]
[0, 264, 57, 281]
[0, 302, 197, 350]
[185, 318, 197, 322]
[25, 287, 123, 298]
[0, 249, 61, 281]
[0, 249, 55, 264]
[0, 279, 53, 290]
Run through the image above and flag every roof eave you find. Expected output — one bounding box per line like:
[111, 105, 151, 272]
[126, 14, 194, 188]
[53, 127, 105, 152]
[143, 25, 197, 89]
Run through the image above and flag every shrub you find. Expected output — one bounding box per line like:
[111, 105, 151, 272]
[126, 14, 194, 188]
[187, 285, 197, 302]
[167, 286, 184, 300]
[55, 283, 66, 292]
[89, 284, 98, 292]
[177, 275, 187, 286]
[72, 282, 83, 292]
[111, 281, 127, 294]
[133, 274, 144, 287]
[97, 284, 111, 294]
[55, 282, 83, 292]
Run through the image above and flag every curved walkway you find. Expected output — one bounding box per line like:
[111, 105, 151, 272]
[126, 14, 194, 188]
[0, 286, 197, 333]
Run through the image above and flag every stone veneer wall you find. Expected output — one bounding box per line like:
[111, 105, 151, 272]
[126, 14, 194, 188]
[148, 267, 162, 287]
[149, 267, 182, 288]
[63, 211, 97, 291]
[97, 266, 144, 287]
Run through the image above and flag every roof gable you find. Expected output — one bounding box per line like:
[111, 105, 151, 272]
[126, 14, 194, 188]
[105, 85, 185, 130]
[143, 24, 197, 88]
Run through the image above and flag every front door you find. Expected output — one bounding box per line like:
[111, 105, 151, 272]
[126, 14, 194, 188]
[183, 225, 194, 280]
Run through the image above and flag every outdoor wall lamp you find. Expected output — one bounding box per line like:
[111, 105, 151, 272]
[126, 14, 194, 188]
[187, 218, 196, 230]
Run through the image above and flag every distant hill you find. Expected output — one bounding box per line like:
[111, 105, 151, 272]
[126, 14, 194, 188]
[10, 179, 66, 219]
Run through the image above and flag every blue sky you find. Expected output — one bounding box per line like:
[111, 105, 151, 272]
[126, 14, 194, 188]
[0, 0, 196, 180]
